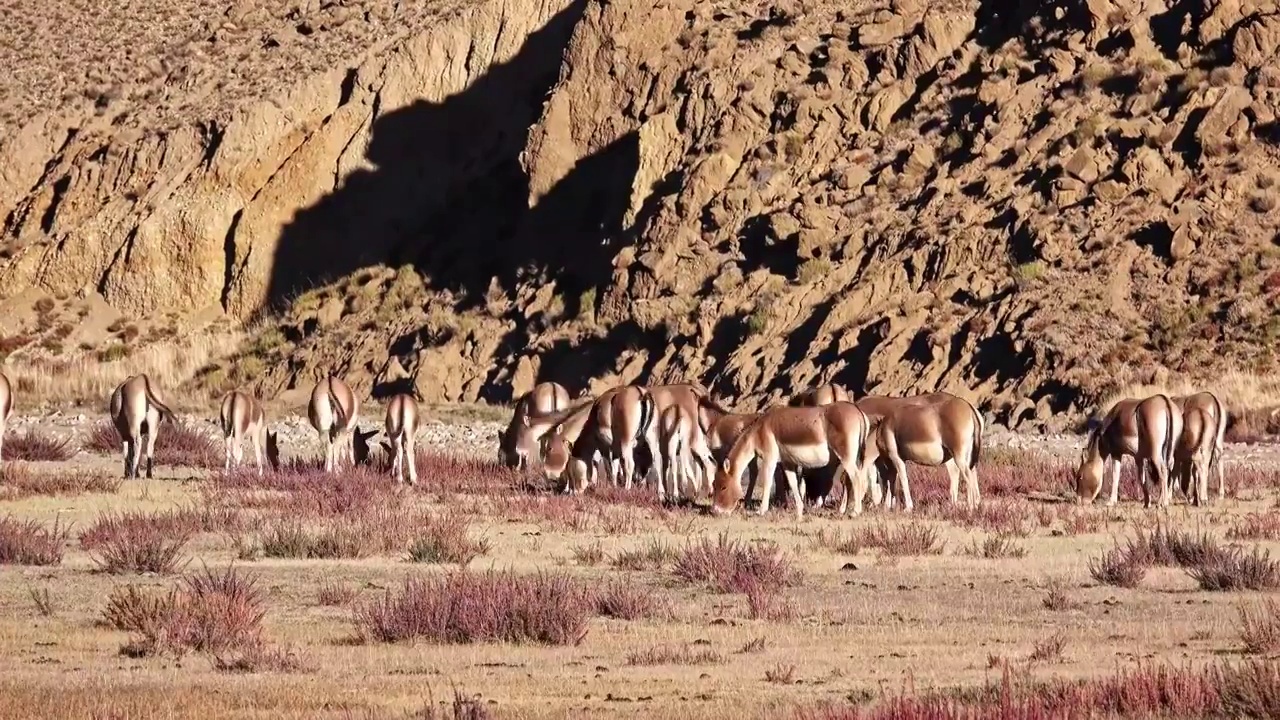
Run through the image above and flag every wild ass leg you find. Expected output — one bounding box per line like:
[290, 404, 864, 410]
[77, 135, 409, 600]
[782, 468, 804, 519]
[1105, 459, 1122, 507]
[122, 439, 134, 479]
[1139, 459, 1151, 509]
[756, 454, 779, 516]
[888, 454, 914, 513]
[144, 427, 157, 480]
[945, 460, 961, 506]
[405, 431, 418, 485]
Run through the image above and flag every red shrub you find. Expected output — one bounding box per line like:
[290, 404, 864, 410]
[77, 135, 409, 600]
[0, 515, 68, 565]
[3, 429, 76, 461]
[673, 532, 803, 593]
[82, 510, 194, 574]
[0, 464, 120, 499]
[354, 571, 593, 646]
[84, 418, 221, 469]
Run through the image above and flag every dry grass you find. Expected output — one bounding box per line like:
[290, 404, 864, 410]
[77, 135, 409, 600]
[672, 532, 803, 593]
[354, 571, 594, 646]
[3, 429, 77, 461]
[0, 515, 68, 565]
[0, 463, 120, 499]
[84, 417, 221, 468]
[1239, 598, 1280, 655]
[3, 332, 243, 408]
[626, 644, 723, 666]
[1098, 370, 1280, 436]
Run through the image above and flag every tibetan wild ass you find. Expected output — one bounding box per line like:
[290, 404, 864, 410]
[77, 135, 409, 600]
[658, 402, 719, 501]
[533, 398, 606, 493]
[859, 393, 984, 512]
[1133, 394, 1183, 509]
[381, 393, 420, 485]
[308, 376, 366, 472]
[1173, 404, 1215, 507]
[1171, 391, 1226, 501]
[218, 390, 279, 475]
[1075, 395, 1181, 507]
[0, 370, 11, 463]
[855, 392, 985, 507]
[109, 374, 175, 479]
[712, 402, 871, 518]
[783, 383, 855, 507]
[497, 381, 572, 470]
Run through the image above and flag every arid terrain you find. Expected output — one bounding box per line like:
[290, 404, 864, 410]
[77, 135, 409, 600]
[2, 403, 1280, 719]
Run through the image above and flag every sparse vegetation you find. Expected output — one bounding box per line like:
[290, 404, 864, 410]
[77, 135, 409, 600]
[0, 516, 68, 565]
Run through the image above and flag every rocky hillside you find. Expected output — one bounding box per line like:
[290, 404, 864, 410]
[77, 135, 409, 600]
[3, 0, 1280, 430]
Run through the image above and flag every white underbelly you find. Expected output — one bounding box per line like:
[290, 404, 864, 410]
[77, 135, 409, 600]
[901, 440, 946, 466]
[779, 442, 830, 468]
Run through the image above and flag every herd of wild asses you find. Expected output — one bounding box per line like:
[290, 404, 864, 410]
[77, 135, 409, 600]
[0, 370, 1230, 516]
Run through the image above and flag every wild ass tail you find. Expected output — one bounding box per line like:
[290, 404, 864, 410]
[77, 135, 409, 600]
[142, 375, 176, 423]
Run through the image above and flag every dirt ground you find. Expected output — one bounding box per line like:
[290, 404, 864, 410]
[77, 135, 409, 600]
[1, 410, 1278, 720]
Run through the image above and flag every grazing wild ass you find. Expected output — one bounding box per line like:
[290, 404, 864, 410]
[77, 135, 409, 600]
[381, 393, 420, 485]
[533, 398, 605, 493]
[1075, 395, 1181, 507]
[497, 381, 572, 470]
[1133, 394, 1183, 509]
[308, 376, 372, 472]
[109, 374, 175, 479]
[218, 390, 279, 475]
[1171, 391, 1226, 501]
[658, 402, 719, 501]
[1173, 404, 1215, 506]
[858, 393, 984, 512]
[0, 370, 11, 463]
[712, 402, 871, 518]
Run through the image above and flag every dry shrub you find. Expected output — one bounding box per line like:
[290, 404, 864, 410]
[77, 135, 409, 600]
[626, 644, 723, 666]
[570, 541, 604, 565]
[1088, 546, 1147, 588]
[739, 636, 768, 653]
[0, 463, 120, 499]
[1041, 579, 1078, 611]
[82, 510, 193, 574]
[794, 660, 1280, 719]
[1029, 632, 1068, 663]
[964, 534, 1028, 559]
[317, 581, 359, 606]
[85, 418, 221, 468]
[104, 565, 271, 661]
[744, 577, 798, 621]
[355, 571, 593, 646]
[765, 663, 797, 684]
[1125, 523, 1226, 568]
[29, 586, 55, 616]
[593, 580, 671, 620]
[612, 537, 679, 571]
[411, 450, 535, 495]
[1187, 546, 1280, 591]
[811, 527, 862, 555]
[0, 515, 68, 565]
[214, 464, 397, 517]
[211, 643, 311, 673]
[1059, 506, 1107, 535]
[3, 429, 76, 461]
[407, 512, 490, 565]
[1228, 512, 1280, 540]
[1239, 598, 1280, 655]
[935, 499, 1034, 536]
[673, 532, 803, 593]
[253, 503, 420, 559]
[857, 522, 945, 556]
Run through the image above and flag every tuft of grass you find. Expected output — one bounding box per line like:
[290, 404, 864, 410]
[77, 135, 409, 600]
[672, 532, 803, 593]
[1088, 546, 1147, 588]
[1228, 513, 1280, 541]
[626, 644, 724, 666]
[963, 534, 1028, 559]
[593, 580, 671, 620]
[105, 564, 271, 661]
[3, 429, 76, 461]
[354, 571, 593, 646]
[612, 537, 679, 571]
[1041, 579, 1078, 611]
[1029, 632, 1068, 664]
[811, 527, 862, 555]
[0, 516, 69, 565]
[82, 510, 193, 574]
[570, 541, 605, 566]
[84, 418, 221, 468]
[0, 464, 120, 499]
[29, 586, 56, 617]
[856, 522, 946, 556]
[739, 636, 768, 654]
[1187, 546, 1280, 591]
[764, 663, 797, 684]
[317, 581, 359, 607]
[1239, 598, 1280, 655]
[406, 512, 490, 565]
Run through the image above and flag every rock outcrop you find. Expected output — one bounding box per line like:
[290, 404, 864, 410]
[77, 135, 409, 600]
[4, 0, 1280, 431]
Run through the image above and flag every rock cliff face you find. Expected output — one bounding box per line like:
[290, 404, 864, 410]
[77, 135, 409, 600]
[4, 0, 1280, 429]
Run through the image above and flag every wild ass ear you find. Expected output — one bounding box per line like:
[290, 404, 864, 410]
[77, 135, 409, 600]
[720, 457, 731, 473]
[519, 413, 532, 428]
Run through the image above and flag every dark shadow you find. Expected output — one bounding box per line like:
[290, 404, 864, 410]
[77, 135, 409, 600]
[1172, 106, 1209, 168]
[737, 213, 800, 277]
[1255, 121, 1280, 146]
[830, 319, 891, 396]
[737, 7, 793, 41]
[972, 334, 1032, 383]
[1130, 221, 1174, 262]
[769, 298, 836, 394]
[263, 0, 600, 317]
[1149, 0, 1201, 61]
